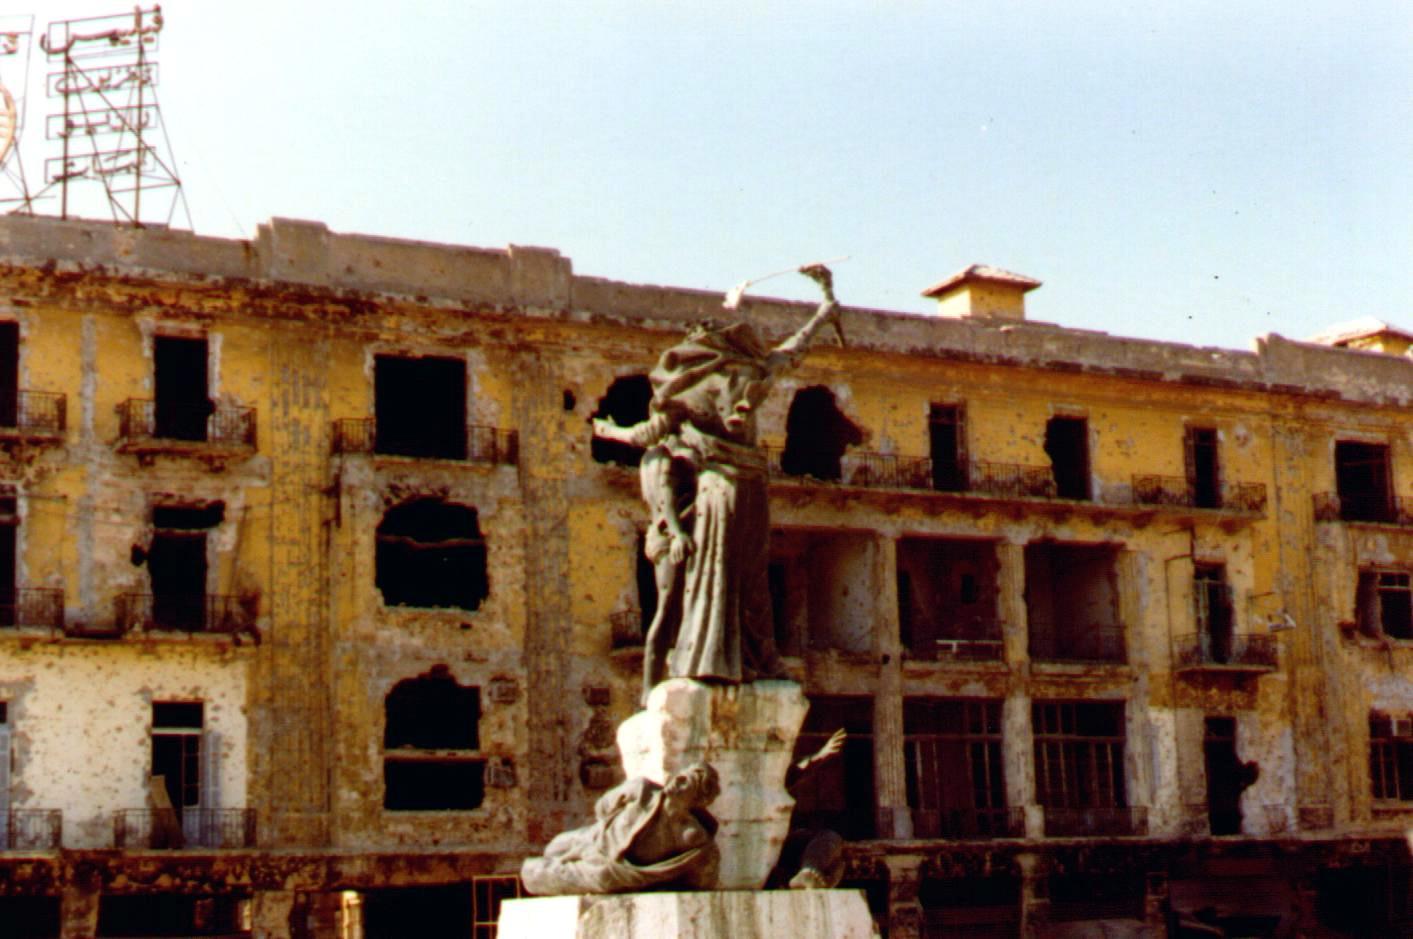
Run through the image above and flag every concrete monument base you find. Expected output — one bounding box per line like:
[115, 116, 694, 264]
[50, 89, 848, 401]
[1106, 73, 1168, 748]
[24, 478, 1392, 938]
[616, 678, 809, 889]
[497, 889, 879, 939]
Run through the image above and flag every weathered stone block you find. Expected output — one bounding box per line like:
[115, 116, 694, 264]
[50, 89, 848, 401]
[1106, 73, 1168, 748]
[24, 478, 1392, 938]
[497, 889, 879, 939]
[616, 679, 808, 890]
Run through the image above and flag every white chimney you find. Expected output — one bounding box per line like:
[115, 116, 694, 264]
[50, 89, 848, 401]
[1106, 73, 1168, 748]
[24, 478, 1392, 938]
[921, 265, 1041, 322]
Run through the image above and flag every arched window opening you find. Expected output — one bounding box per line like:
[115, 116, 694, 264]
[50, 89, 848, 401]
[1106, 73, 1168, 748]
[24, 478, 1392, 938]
[375, 499, 488, 611]
[383, 666, 484, 811]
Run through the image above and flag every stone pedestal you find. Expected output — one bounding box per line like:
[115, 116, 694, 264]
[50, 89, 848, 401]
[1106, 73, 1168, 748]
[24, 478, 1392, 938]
[498, 889, 879, 939]
[616, 679, 808, 890]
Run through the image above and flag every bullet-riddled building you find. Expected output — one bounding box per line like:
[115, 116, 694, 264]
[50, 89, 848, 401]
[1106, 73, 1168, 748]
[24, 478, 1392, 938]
[0, 214, 1410, 938]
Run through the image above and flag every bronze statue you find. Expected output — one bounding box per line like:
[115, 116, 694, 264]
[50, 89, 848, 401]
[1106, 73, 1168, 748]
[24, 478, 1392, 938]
[594, 267, 842, 704]
[520, 763, 722, 896]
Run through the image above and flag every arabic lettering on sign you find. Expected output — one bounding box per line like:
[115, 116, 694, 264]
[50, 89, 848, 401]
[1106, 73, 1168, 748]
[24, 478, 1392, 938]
[40, 8, 162, 60]
[0, 33, 20, 57]
[47, 64, 157, 98]
[46, 105, 157, 141]
[43, 145, 156, 184]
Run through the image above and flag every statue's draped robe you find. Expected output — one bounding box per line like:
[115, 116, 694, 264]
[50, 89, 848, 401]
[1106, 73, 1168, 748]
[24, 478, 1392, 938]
[521, 777, 719, 895]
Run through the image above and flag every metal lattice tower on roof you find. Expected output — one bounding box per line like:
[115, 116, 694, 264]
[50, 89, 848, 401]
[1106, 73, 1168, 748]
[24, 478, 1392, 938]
[26, 5, 191, 228]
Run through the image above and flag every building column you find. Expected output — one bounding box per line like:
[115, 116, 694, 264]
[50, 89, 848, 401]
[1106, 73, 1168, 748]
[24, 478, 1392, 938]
[58, 884, 100, 939]
[873, 534, 910, 838]
[250, 890, 295, 939]
[883, 854, 923, 939]
[998, 541, 1039, 836]
[1016, 851, 1048, 939]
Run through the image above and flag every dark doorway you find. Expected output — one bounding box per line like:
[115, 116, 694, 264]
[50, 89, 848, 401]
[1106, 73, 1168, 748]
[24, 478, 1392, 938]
[1335, 441, 1393, 522]
[148, 504, 222, 631]
[374, 355, 467, 459]
[1204, 716, 1244, 835]
[0, 896, 60, 939]
[791, 695, 875, 839]
[1186, 426, 1221, 509]
[0, 514, 15, 628]
[151, 701, 203, 811]
[928, 403, 967, 492]
[375, 499, 488, 611]
[781, 386, 863, 482]
[1194, 564, 1233, 664]
[0, 322, 18, 428]
[363, 884, 473, 939]
[590, 374, 652, 467]
[1044, 416, 1089, 499]
[97, 894, 246, 938]
[153, 336, 210, 442]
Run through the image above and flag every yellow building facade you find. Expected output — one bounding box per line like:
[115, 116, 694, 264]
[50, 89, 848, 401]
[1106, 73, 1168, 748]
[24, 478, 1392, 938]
[0, 215, 1409, 937]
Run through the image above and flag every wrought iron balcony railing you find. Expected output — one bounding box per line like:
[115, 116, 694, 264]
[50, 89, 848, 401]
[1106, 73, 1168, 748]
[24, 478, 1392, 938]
[1132, 475, 1267, 514]
[906, 621, 1005, 662]
[1029, 625, 1127, 664]
[332, 418, 519, 465]
[1175, 633, 1277, 670]
[911, 806, 1024, 840]
[116, 399, 256, 449]
[763, 448, 1061, 499]
[0, 588, 64, 630]
[0, 391, 66, 438]
[0, 809, 62, 850]
[113, 808, 256, 849]
[1043, 806, 1148, 837]
[1313, 492, 1413, 526]
[610, 608, 645, 649]
[116, 593, 257, 637]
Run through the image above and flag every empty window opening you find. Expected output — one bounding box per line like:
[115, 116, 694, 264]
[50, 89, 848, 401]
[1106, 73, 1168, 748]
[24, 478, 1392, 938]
[0, 701, 9, 830]
[1024, 542, 1123, 663]
[1186, 426, 1221, 509]
[589, 374, 652, 467]
[1048, 872, 1145, 924]
[1370, 712, 1413, 802]
[904, 698, 1009, 838]
[97, 894, 248, 938]
[153, 336, 211, 442]
[1204, 716, 1253, 836]
[1315, 867, 1401, 938]
[897, 537, 1000, 659]
[791, 695, 875, 840]
[1335, 440, 1393, 522]
[148, 503, 223, 631]
[374, 355, 467, 459]
[1043, 415, 1089, 500]
[928, 403, 968, 492]
[634, 530, 658, 639]
[918, 876, 1020, 938]
[362, 884, 474, 939]
[769, 529, 875, 653]
[151, 701, 203, 812]
[1033, 700, 1128, 820]
[781, 386, 863, 482]
[1194, 563, 1234, 662]
[562, 389, 576, 411]
[1358, 569, 1413, 640]
[376, 499, 488, 611]
[384, 667, 484, 811]
[0, 897, 60, 939]
[0, 500, 15, 628]
[0, 322, 17, 429]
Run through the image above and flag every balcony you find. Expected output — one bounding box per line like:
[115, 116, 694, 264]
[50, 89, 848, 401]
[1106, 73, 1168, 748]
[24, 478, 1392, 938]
[911, 806, 1024, 840]
[113, 808, 256, 849]
[115, 399, 256, 459]
[1314, 492, 1413, 527]
[1175, 633, 1278, 675]
[0, 809, 62, 850]
[1132, 475, 1267, 515]
[0, 588, 65, 631]
[115, 593, 258, 638]
[609, 608, 644, 650]
[1029, 625, 1127, 665]
[765, 449, 1058, 499]
[0, 391, 66, 443]
[332, 418, 519, 465]
[1043, 806, 1148, 837]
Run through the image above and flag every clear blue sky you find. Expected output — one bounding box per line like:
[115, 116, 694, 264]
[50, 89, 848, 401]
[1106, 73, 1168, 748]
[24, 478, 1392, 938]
[5, 2, 1411, 350]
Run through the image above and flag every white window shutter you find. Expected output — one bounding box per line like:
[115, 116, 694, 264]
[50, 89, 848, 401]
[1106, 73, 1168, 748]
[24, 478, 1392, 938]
[0, 726, 10, 810]
[201, 731, 219, 811]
